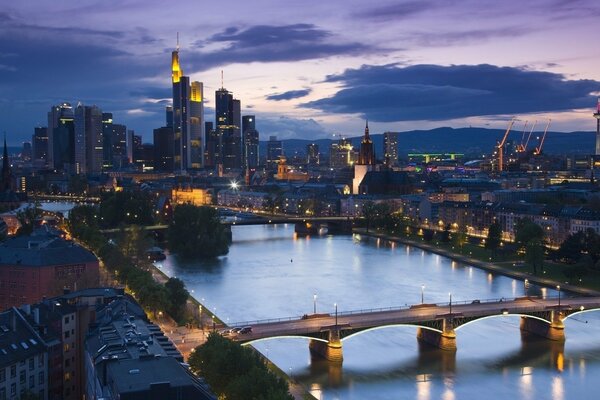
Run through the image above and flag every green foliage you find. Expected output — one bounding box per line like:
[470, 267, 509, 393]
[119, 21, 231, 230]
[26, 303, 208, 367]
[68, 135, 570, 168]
[525, 238, 545, 275]
[117, 224, 152, 261]
[68, 174, 88, 194]
[165, 277, 189, 322]
[361, 201, 392, 232]
[98, 191, 154, 228]
[168, 204, 231, 258]
[514, 218, 544, 250]
[189, 333, 293, 400]
[555, 229, 600, 264]
[16, 205, 42, 235]
[485, 221, 502, 253]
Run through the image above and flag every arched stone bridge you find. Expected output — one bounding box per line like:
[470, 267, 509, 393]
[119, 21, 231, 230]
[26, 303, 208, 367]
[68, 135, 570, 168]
[229, 296, 600, 363]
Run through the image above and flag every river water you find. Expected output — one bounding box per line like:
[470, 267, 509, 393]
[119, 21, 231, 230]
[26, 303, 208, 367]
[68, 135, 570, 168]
[154, 224, 599, 400]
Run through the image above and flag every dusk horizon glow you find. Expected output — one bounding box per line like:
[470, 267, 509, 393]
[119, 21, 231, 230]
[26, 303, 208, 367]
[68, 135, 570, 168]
[1, 0, 600, 145]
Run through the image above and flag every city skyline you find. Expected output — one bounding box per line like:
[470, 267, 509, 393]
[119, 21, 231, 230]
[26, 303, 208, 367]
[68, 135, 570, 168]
[1, 0, 600, 145]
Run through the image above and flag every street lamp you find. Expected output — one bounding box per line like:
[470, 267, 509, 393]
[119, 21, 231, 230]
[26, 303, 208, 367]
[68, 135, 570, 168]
[334, 303, 338, 327]
[524, 279, 529, 296]
[557, 285, 561, 309]
[212, 315, 215, 332]
[421, 285, 425, 304]
[449, 293, 452, 316]
[313, 294, 317, 314]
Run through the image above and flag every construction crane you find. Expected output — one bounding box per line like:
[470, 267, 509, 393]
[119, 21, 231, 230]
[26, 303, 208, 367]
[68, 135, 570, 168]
[515, 121, 528, 153]
[495, 118, 516, 171]
[533, 119, 551, 155]
[516, 120, 537, 153]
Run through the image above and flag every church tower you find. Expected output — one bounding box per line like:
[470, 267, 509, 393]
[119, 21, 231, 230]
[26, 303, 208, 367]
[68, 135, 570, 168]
[358, 121, 375, 165]
[1, 136, 15, 192]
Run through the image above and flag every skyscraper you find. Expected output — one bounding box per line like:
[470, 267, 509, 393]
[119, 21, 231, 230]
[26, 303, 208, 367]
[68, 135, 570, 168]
[594, 98, 600, 156]
[266, 136, 283, 170]
[48, 103, 74, 170]
[216, 84, 242, 170]
[190, 81, 205, 168]
[154, 127, 174, 172]
[307, 143, 320, 166]
[383, 131, 399, 167]
[74, 104, 103, 174]
[172, 41, 205, 171]
[102, 112, 114, 170]
[32, 127, 48, 164]
[242, 115, 259, 169]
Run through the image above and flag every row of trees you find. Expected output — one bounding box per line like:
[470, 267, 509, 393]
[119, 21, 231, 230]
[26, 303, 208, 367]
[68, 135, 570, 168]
[68, 204, 190, 322]
[189, 333, 293, 400]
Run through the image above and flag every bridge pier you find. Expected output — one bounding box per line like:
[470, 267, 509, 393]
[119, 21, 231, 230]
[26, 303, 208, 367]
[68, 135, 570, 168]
[295, 222, 319, 236]
[417, 318, 456, 351]
[520, 312, 565, 342]
[309, 329, 343, 363]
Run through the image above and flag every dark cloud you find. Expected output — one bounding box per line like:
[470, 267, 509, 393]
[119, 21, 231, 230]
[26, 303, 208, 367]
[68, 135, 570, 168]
[266, 89, 312, 101]
[188, 24, 375, 70]
[358, 1, 432, 21]
[301, 64, 600, 121]
[401, 27, 531, 47]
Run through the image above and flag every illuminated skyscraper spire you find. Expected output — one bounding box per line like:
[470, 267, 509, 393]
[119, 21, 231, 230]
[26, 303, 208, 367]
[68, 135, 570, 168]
[171, 33, 182, 83]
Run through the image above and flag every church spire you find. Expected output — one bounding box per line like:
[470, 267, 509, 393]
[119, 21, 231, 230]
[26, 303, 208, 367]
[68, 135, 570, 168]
[365, 120, 369, 138]
[2, 134, 12, 192]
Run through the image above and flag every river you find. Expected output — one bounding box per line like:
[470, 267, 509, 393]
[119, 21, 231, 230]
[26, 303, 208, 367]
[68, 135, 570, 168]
[155, 224, 599, 400]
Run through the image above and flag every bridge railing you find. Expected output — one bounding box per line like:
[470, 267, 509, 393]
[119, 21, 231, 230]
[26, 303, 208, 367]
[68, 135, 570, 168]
[227, 295, 569, 327]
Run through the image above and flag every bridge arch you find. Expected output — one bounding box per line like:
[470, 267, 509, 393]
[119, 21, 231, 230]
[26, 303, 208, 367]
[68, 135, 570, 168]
[341, 323, 443, 342]
[241, 335, 329, 346]
[562, 307, 600, 321]
[454, 313, 552, 332]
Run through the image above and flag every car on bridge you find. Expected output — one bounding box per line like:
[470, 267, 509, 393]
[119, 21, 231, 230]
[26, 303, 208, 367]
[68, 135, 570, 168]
[239, 326, 253, 334]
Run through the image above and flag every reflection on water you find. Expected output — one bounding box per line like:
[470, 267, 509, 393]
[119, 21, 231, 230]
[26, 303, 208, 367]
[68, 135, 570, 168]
[157, 225, 600, 400]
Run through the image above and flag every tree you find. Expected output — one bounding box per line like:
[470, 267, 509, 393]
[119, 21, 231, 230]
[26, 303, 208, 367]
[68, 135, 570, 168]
[189, 333, 293, 400]
[168, 204, 231, 258]
[525, 238, 544, 275]
[98, 191, 154, 228]
[485, 221, 502, 256]
[16, 205, 42, 235]
[117, 224, 152, 262]
[165, 277, 189, 322]
[452, 225, 468, 249]
[515, 218, 544, 250]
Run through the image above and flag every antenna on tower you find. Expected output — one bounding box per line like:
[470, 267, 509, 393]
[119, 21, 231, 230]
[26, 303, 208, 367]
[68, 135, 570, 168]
[221, 70, 224, 89]
[176, 32, 180, 51]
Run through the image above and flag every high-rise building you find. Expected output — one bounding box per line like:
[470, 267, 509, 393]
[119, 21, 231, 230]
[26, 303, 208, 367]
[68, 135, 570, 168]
[329, 138, 355, 169]
[32, 127, 48, 163]
[111, 123, 127, 169]
[48, 103, 75, 170]
[216, 85, 242, 170]
[594, 98, 600, 156]
[74, 104, 103, 174]
[190, 81, 205, 168]
[307, 143, 320, 166]
[126, 129, 134, 164]
[266, 136, 283, 170]
[204, 121, 218, 168]
[166, 105, 174, 128]
[154, 126, 174, 171]
[1, 137, 15, 192]
[383, 131, 399, 167]
[102, 112, 114, 169]
[21, 142, 32, 161]
[242, 115, 259, 169]
[172, 43, 205, 171]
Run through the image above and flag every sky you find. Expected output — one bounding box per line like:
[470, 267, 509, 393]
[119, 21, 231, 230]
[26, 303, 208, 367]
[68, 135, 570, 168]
[1, 0, 600, 145]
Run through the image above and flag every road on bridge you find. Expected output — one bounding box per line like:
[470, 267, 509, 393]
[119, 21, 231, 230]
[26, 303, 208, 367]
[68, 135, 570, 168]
[227, 296, 600, 342]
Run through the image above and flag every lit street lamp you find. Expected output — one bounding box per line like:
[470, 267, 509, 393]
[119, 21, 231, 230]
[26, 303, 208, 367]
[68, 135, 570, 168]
[421, 285, 425, 304]
[449, 293, 452, 317]
[313, 294, 317, 314]
[334, 303, 338, 327]
[524, 279, 529, 296]
[557, 285, 561, 309]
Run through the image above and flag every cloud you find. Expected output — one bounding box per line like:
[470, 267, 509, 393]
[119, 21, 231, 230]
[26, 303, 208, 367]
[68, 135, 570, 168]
[126, 108, 154, 116]
[358, 1, 433, 21]
[266, 89, 312, 101]
[400, 27, 531, 47]
[188, 24, 377, 70]
[256, 116, 328, 140]
[301, 64, 600, 122]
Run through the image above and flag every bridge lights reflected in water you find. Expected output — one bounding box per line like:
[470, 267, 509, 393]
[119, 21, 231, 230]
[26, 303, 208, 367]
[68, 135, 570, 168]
[416, 375, 432, 400]
[519, 367, 534, 400]
[552, 376, 564, 400]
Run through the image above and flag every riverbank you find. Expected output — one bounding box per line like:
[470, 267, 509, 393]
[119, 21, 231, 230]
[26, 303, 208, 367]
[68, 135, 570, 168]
[354, 228, 600, 297]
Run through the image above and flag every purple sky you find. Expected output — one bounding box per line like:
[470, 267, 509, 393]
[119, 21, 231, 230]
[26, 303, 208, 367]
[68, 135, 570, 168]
[1, 0, 600, 145]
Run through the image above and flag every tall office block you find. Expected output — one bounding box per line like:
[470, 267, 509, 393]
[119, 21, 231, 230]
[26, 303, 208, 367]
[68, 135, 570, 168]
[216, 86, 242, 170]
[154, 126, 174, 171]
[307, 143, 320, 166]
[166, 105, 174, 128]
[190, 81, 205, 168]
[383, 131, 399, 167]
[48, 103, 74, 170]
[111, 124, 127, 169]
[242, 115, 259, 169]
[74, 104, 103, 174]
[266, 136, 283, 170]
[32, 127, 48, 163]
[204, 121, 218, 168]
[102, 112, 114, 169]
[126, 129, 134, 164]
